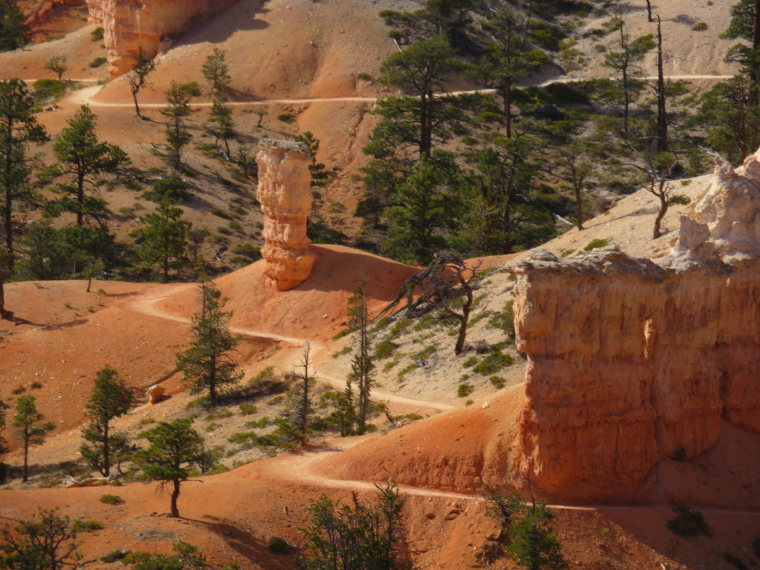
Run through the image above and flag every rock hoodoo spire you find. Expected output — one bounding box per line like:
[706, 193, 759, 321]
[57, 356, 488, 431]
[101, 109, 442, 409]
[256, 139, 317, 292]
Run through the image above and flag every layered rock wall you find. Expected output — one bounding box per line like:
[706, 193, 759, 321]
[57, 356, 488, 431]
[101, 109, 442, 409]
[86, 0, 238, 78]
[256, 139, 317, 292]
[513, 151, 760, 498]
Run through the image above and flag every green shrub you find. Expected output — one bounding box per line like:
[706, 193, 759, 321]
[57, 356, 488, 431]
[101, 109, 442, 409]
[489, 376, 505, 389]
[332, 328, 350, 340]
[73, 520, 104, 532]
[239, 403, 257, 415]
[30, 381, 43, 390]
[231, 243, 261, 261]
[101, 549, 129, 563]
[692, 21, 708, 31]
[583, 238, 609, 252]
[91, 27, 104, 41]
[487, 300, 516, 343]
[397, 364, 416, 381]
[457, 383, 473, 397]
[100, 494, 124, 505]
[666, 506, 712, 537]
[413, 345, 436, 360]
[473, 352, 514, 375]
[374, 340, 398, 360]
[268, 536, 291, 554]
[668, 194, 691, 206]
[89, 57, 107, 68]
[211, 209, 231, 219]
[277, 113, 294, 124]
[11, 385, 26, 395]
[33, 79, 66, 102]
[463, 357, 478, 368]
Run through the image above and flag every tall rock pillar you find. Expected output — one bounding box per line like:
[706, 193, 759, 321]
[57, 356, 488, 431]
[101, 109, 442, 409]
[256, 139, 317, 291]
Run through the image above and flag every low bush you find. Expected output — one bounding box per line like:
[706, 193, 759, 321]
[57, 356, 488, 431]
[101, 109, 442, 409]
[73, 520, 104, 532]
[473, 352, 514, 375]
[100, 494, 124, 505]
[666, 506, 712, 537]
[457, 383, 473, 397]
[374, 340, 398, 360]
[101, 549, 129, 563]
[268, 536, 291, 555]
[583, 238, 609, 252]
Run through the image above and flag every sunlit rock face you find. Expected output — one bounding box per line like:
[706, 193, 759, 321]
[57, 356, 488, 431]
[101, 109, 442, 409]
[256, 139, 317, 292]
[86, 0, 238, 78]
[512, 151, 760, 500]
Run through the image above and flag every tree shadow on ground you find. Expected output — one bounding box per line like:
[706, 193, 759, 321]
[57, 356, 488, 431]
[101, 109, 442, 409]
[189, 515, 298, 569]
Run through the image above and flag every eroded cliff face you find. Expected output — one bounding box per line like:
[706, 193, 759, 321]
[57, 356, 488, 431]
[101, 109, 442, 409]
[512, 151, 760, 499]
[256, 139, 317, 292]
[86, 0, 238, 77]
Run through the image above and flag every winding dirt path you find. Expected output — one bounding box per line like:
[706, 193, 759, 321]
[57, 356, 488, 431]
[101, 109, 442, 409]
[124, 284, 760, 517]
[126, 284, 455, 411]
[58, 74, 735, 110]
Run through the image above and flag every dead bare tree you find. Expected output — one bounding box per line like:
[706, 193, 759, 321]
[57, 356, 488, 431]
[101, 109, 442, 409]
[292, 343, 314, 447]
[381, 253, 481, 355]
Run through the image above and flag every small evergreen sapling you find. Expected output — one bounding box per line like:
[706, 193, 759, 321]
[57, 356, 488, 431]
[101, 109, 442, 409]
[176, 282, 243, 406]
[80, 365, 133, 477]
[133, 418, 204, 517]
[12, 395, 55, 482]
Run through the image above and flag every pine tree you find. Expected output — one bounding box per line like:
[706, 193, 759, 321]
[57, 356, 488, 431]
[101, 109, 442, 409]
[0, 79, 48, 271]
[128, 49, 156, 119]
[378, 34, 462, 160]
[132, 418, 204, 517]
[382, 155, 462, 264]
[0, 1, 29, 52]
[79, 365, 133, 477]
[176, 282, 243, 406]
[291, 343, 315, 447]
[0, 508, 82, 570]
[295, 132, 329, 188]
[132, 197, 190, 282]
[161, 81, 200, 172]
[468, 8, 550, 138]
[301, 482, 414, 570]
[602, 15, 655, 134]
[347, 278, 374, 433]
[48, 105, 128, 227]
[202, 49, 235, 156]
[12, 395, 55, 482]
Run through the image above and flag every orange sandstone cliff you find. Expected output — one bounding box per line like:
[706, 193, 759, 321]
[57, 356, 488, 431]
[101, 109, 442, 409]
[512, 151, 760, 501]
[86, 0, 238, 77]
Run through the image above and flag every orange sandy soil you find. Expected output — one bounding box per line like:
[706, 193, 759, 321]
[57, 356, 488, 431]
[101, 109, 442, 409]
[0, 1, 757, 568]
[1, 245, 759, 569]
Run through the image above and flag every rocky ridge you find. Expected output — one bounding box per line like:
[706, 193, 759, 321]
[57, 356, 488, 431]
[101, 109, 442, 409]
[512, 150, 760, 501]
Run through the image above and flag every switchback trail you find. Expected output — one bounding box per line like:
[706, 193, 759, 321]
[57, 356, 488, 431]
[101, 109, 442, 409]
[125, 285, 760, 516]
[126, 283, 455, 411]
